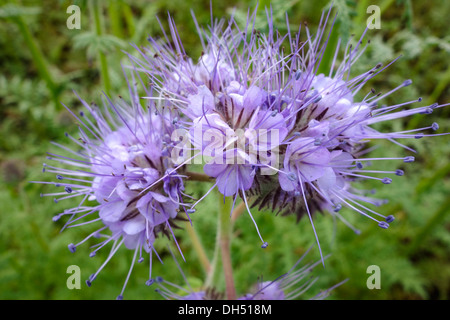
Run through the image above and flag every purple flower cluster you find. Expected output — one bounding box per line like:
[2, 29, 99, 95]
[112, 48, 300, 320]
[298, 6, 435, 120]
[37, 76, 194, 299]
[37, 6, 448, 299]
[130, 8, 448, 256]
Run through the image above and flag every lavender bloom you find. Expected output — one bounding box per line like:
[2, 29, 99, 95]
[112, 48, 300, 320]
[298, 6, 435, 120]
[118, 6, 446, 262]
[35, 72, 192, 299]
[32, 4, 450, 301]
[126, 6, 450, 258]
[130, 10, 295, 247]
[267, 21, 449, 243]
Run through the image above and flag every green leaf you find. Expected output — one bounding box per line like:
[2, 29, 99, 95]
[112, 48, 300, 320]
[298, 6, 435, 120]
[0, 4, 41, 19]
[73, 32, 128, 58]
[226, 0, 300, 33]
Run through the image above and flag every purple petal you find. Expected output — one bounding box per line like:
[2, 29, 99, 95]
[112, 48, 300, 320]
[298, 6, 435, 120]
[216, 165, 239, 196]
[204, 161, 228, 178]
[99, 201, 127, 223]
[278, 171, 296, 192]
[123, 215, 146, 235]
[316, 167, 337, 191]
[186, 85, 215, 119]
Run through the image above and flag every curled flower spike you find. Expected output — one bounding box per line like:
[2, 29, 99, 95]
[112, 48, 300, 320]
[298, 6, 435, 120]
[36, 4, 449, 299]
[34, 69, 193, 298]
[129, 5, 450, 264]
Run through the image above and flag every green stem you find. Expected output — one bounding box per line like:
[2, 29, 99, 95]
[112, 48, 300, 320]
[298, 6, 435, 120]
[13, 10, 58, 107]
[122, 2, 136, 38]
[204, 214, 221, 289]
[427, 60, 450, 105]
[219, 195, 236, 300]
[380, 0, 396, 15]
[185, 221, 211, 274]
[108, 0, 124, 39]
[231, 201, 246, 224]
[98, 52, 111, 94]
[316, 20, 340, 76]
[90, 0, 111, 95]
[355, 0, 370, 31]
[204, 193, 236, 299]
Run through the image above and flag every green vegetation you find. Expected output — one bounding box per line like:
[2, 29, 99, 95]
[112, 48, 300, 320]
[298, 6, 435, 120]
[0, 0, 449, 300]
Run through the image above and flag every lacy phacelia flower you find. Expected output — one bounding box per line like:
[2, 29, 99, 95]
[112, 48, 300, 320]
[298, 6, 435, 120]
[130, 7, 449, 259]
[36, 76, 191, 299]
[37, 7, 450, 300]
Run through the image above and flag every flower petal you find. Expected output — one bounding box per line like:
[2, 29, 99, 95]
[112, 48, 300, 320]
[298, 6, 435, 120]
[99, 201, 127, 223]
[123, 215, 146, 235]
[186, 85, 215, 119]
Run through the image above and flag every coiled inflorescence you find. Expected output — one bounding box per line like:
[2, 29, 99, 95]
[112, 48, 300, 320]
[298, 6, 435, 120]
[36, 6, 449, 298]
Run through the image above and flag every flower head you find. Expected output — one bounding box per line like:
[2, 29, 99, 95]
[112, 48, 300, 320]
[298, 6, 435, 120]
[130, 6, 449, 261]
[36, 72, 191, 299]
[36, 5, 450, 300]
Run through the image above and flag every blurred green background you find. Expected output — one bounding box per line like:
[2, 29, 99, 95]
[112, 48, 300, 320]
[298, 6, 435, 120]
[0, 0, 449, 300]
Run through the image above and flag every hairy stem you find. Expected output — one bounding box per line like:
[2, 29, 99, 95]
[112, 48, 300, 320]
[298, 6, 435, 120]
[204, 211, 221, 290]
[108, 0, 124, 39]
[219, 195, 236, 300]
[12, 2, 58, 108]
[90, 0, 111, 95]
[204, 192, 237, 299]
[184, 221, 211, 274]
[231, 201, 246, 224]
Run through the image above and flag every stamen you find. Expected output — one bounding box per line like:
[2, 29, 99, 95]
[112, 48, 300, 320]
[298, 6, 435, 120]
[313, 95, 322, 103]
[431, 122, 439, 131]
[402, 79, 412, 86]
[64, 186, 73, 193]
[404, 156, 415, 163]
[385, 215, 395, 223]
[241, 186, 267, 248]
[419, 107, 433, 115]
[68, 243, 76, 253]
[378, 221, 389, 229]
